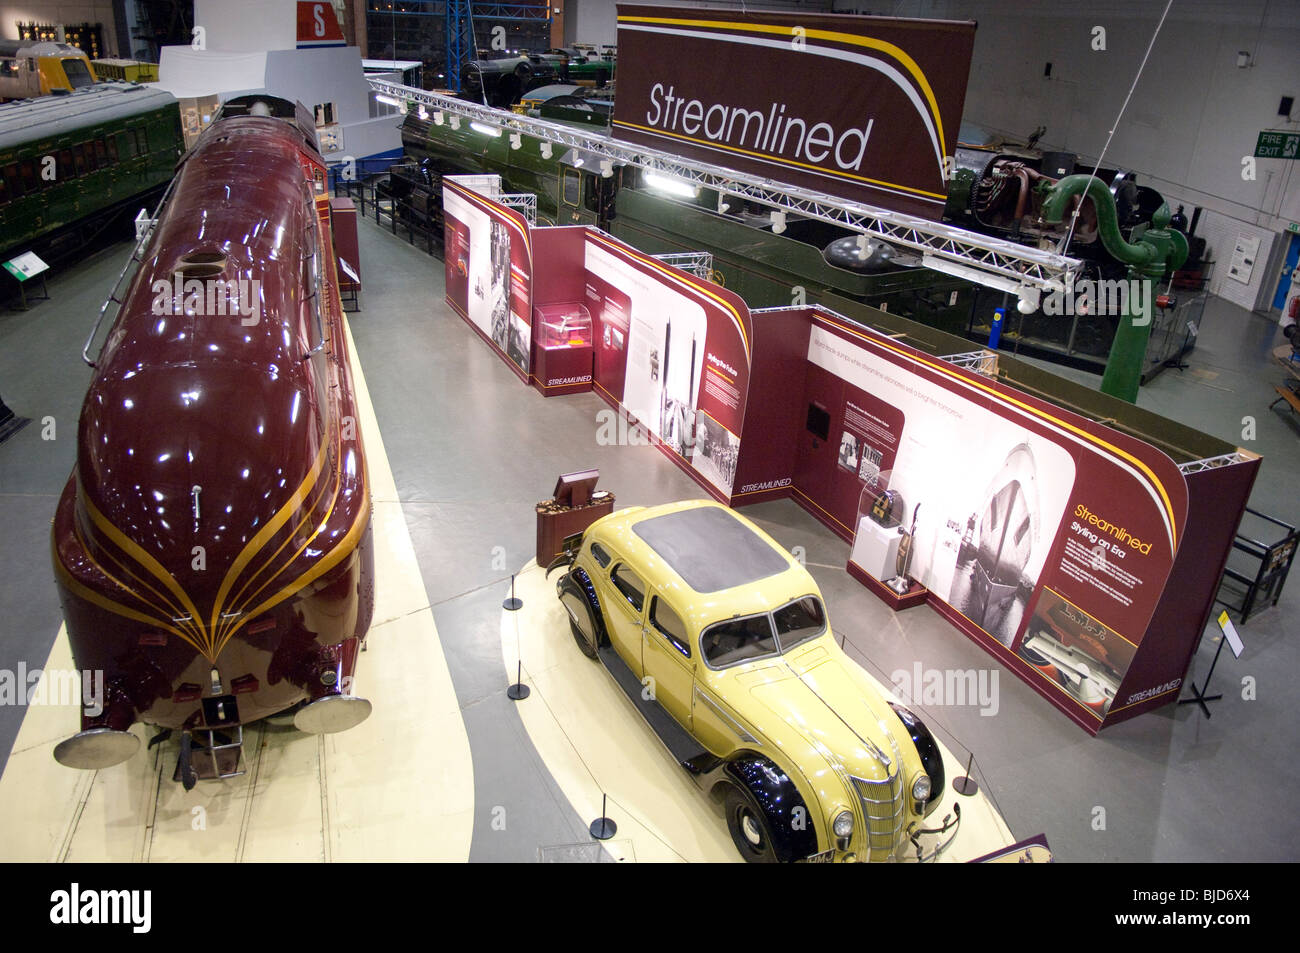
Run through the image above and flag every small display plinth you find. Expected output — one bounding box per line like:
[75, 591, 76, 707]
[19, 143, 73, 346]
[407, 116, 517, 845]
[534, 342, 593, 396]
[847, 560, 928, 610]
[536, 492, 615, 565]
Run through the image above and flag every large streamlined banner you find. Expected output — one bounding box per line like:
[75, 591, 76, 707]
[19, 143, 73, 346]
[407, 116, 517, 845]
[584, 231, 753, 499]
[612, 5, 976, 219]
[809, 313, 1189, 728]
[443, 177, 534, 380]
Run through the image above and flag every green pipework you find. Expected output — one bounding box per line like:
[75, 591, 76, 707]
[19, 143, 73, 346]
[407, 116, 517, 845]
[1038, 174, 1188, 403]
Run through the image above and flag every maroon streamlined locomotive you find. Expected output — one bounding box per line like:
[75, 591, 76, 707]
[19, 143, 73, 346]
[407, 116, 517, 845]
[51, 96, 374, 786]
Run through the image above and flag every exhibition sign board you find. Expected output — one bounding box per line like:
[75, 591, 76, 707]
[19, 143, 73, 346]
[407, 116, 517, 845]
[611, 5, 976, 219]
[439, 184, 1256, 733]
[583, 231, 754, 500]
[296, 2, 346, 49]
[443, 177, 535, 381]
[800, 311, 1196, 732]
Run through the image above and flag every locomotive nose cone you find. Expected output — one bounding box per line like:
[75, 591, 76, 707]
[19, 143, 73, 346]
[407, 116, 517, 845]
[293, 694, 372, 734]
[53, 727, 141, 769]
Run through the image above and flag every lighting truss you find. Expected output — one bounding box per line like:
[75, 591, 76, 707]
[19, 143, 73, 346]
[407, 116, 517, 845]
[1177, 453, 1252, 474]
[370, 79, 1083, 294]
[652, 251, 714, 282]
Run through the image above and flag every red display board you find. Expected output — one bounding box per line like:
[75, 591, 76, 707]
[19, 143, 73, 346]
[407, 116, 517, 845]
[439, 184, 1257, 734]
[443, 178, 535, 382]
[611, 5, 976, 220]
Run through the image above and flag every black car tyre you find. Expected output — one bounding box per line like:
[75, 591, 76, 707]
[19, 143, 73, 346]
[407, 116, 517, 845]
[724, 785, 779, 863]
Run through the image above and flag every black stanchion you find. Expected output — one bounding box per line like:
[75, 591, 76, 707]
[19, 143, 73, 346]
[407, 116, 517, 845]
[503, 573, 523, 611]
[589, 793, 617, 840]
[1178, 633, 1227, 719]
[507, 660, 530, 701]
[953, 752, 979, 796]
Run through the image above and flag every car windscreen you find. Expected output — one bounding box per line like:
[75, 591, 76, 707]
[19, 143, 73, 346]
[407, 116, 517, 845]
[773, 596, 826, 651]
[701, 614, 777, 668]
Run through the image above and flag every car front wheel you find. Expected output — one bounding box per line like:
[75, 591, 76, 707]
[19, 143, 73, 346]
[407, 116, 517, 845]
[725, 786, 778, 863]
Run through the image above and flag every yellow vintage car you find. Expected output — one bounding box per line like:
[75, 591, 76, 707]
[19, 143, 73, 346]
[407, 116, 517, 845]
[553, 499, 951, 862]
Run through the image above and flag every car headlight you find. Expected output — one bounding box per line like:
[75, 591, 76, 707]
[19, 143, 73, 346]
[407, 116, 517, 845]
[912, 774, 932, 803]
[832, 810, 854, 839]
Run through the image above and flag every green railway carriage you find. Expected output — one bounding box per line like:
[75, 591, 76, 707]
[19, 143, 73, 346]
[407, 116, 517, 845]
[0, 82, 182, 264]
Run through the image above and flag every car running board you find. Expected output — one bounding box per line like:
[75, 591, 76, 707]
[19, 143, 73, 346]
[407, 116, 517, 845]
[596, 643, 717, 775]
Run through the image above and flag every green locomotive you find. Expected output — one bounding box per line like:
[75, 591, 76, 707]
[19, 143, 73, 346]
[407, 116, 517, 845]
[0, 82, 182, 265]
[400, 110, 976, 335]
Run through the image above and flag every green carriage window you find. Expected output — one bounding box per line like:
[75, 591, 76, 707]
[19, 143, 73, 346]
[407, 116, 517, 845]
[3, 164, 21, 199]
[105, 136, 118, 162]
[561, 167, 580, 207]
[58, 149, 74, 179]
[72, 145, 87, 176]
[93, 139, 108, 168]
[19, 159, 36, 193]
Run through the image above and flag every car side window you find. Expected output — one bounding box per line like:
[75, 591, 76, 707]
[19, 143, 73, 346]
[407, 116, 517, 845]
[590, 541, 611, 568]
[702, 614, 777, 668]
[650, 597, 690, 657]
[610, 563, 645, 612]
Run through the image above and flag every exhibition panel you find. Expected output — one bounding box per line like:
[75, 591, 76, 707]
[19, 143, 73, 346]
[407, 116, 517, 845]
[440, 176, 1255, 733]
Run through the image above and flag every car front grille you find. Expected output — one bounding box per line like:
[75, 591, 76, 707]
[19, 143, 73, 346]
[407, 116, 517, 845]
[851, 771, 905, 857]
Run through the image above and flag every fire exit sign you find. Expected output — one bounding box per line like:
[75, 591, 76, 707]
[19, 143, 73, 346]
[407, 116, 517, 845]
[1255, 130, 1300, 159]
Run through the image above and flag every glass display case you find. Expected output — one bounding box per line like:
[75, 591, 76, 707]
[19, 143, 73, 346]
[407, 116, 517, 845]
[535, 302, 592, 348]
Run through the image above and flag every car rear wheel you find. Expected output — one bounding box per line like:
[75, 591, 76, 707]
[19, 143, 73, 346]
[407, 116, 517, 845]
[725, 786, 778, 863]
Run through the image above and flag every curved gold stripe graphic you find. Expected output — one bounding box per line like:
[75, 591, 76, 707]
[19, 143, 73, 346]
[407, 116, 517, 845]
[818, 314, 1180, 547]
[448, 181, 533, 259]
[215, 466, 370, 658]
[218, 441, 344, 647]
[52, 535, 199, 652]
[218, 449, 337, 639]
[84, 493, 208, 650]
[586, 231, 752, 362]
[206, 439, 329, 642]
[71, 516, 205, 649]
[619, 14, 950, 156]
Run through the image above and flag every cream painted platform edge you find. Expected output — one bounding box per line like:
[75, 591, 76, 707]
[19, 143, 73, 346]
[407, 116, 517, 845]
[502, 559, 1017, 863]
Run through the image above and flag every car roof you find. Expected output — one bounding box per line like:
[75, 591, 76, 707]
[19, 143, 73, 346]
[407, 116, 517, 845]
[631, 504, 792, 594]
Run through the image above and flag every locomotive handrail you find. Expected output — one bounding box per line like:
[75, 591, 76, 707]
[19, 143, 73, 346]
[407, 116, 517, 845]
[300, 184, 327, 359]
[369, 78, 1085, 300]
[83, 171, 181, 367]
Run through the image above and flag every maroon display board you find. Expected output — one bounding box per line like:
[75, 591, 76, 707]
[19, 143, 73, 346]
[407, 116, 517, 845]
[612, 5, 976, 219]
[443, 178, 534, 381]
[583, 230, 754, 500]
[438, 184, 1256, 734]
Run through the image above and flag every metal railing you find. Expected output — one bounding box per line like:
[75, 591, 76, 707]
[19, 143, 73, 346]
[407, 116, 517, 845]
[83, 173, 180, 367]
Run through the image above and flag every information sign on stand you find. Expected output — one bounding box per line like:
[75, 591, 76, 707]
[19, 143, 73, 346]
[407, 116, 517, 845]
[3, 251, 50, 309]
